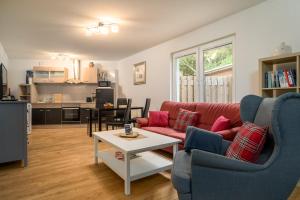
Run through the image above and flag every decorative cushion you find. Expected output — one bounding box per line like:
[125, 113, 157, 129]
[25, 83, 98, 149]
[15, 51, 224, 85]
[173, 109, 199, 132]
[225, 122, 267, 163]
[211, 115, 232, 132]
[148, 111, 169, 127]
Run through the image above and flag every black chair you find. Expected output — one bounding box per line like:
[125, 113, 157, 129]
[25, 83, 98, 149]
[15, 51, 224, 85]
[86, 109, 98, 136]
[106, 99, 132, 130]
[131, 98, 151, 124]
[115, 98, 128, 121]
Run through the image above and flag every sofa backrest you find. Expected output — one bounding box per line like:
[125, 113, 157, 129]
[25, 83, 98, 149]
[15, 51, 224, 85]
[194, 103, 242, 130]
[160, 101, 241, 130]
[160, 101, 197, 128]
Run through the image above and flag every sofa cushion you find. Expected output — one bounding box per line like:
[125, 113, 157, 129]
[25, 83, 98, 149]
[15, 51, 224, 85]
[171, 151, 191, 194]
[226, 122, 267, 163]
[148, 111, 169, 127]
[211, 115, 232, 132]
[174, 109, 199, 132]
[160, 101, 197, 128]
[142, 126, 186, 143]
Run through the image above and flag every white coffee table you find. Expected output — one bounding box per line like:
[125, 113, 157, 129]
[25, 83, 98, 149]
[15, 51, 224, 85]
[93, 128, 181, 195]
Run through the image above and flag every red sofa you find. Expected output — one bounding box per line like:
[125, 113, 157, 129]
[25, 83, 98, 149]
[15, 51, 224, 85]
[136, 101, 242, 152]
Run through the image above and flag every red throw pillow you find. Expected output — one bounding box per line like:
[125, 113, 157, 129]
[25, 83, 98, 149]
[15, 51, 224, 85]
[211, 115, 232, 132]
[173, 109, 199, 132]
[226, 122, 267, 163]
[148, 111, 169, 127]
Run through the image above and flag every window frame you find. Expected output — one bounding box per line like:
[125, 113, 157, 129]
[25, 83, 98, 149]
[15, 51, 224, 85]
[199, 36, 235, 102]
[172, 47, 198, 102]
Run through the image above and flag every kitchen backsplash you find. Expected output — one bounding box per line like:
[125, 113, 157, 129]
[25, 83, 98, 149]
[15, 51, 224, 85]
[36, 84, 97, 103]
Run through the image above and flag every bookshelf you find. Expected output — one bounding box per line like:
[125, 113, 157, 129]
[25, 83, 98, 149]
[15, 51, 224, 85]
[19, 84, 37, 103]
[259, 52, 300, 98]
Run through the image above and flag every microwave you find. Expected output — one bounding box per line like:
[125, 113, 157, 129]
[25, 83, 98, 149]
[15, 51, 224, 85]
[98, 81, 111, 87]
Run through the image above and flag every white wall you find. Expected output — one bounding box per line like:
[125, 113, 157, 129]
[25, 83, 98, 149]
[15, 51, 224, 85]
[8, 59, 118, 96]
[118, 0, 300, 110]
[0, 42, 8, 68]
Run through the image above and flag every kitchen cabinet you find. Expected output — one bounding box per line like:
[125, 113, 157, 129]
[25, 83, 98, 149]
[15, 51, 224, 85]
[33, 67, 68, 83]
[32, 108, 46, 125]
[45, 108, 62, 124]
[80, 108, 90, 123]
[32, 108, 62, 124]
[81, 66, 98, 83]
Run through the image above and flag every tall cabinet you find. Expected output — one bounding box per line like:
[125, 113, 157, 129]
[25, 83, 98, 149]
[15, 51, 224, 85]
[259, 52, 299, 97]
[0, 101, 28, 167]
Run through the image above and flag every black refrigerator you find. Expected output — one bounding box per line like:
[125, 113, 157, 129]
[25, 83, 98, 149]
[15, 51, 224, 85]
[96, 87, 114, 109]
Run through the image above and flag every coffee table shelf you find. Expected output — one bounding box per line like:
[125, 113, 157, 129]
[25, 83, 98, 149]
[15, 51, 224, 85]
[93, 128, 180, 195]
[98, 150, 172, 181]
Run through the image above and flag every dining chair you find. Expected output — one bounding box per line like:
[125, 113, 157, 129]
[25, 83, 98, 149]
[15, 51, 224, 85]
[115, 98, 128, 121]
[131, 98, 151, 125]
[106, 99, 132, 130]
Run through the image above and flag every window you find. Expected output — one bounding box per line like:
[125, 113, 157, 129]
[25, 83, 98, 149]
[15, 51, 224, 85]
[203, 43, 233, 73]
[172, 48, 198, 102]
[172, 36, 234, 103]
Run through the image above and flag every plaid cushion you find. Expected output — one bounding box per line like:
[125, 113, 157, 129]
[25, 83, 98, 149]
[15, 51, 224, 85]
[226, 122, 267, 163]
[173, 109, 199, 132]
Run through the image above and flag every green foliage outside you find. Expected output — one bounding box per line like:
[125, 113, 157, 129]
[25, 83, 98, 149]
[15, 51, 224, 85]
[204, 43, 233, 72]
[178, 54, 196, 76]
[177, 43, 232, 76]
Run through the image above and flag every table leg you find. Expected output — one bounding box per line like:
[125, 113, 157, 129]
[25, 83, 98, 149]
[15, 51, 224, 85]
[94, 136, 99, 164]
[89, 109, 92, 137]
[173, 143, 178, 160]
[124, 153, 131, 195]
[98, 109, 102, 131]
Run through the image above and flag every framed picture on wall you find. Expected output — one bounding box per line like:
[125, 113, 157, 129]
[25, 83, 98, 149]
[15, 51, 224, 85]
[133, 61, 146, 85]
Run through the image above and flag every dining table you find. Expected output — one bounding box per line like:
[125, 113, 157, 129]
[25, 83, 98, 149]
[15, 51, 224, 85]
[87, 106, 144, 137]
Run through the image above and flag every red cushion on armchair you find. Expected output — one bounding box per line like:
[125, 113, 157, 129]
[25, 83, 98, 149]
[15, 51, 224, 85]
[226, 122, 267, 163]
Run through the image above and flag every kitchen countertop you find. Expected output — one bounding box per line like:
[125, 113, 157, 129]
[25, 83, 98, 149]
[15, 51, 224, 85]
[31, 102, 96, 109]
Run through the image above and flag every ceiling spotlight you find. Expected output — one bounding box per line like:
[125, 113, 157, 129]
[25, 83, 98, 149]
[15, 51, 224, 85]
[86, 19, 119, 35]
[111, 24, 119, 33]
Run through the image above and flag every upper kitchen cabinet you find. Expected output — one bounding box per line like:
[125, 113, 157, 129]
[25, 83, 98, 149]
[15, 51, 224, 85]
[33, 67, 68, 83]
[81, 66, 98, 84]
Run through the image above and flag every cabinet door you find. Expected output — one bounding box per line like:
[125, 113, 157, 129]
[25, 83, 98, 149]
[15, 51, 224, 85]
[32, 108, 46, 125]
[45, 108, 62, 124]
[80, 108, 90, 123]
[81, 67, 98, 83]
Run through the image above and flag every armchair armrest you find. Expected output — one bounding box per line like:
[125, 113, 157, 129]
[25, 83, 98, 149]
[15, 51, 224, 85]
[136, 117, 149, 128]
[216, 126, 240, 141]
[185, 127, 231, 155]
[191, 149, 265, 172]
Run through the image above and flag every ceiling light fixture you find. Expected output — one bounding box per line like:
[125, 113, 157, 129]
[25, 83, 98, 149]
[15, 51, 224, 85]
[86, 21, 119, 35]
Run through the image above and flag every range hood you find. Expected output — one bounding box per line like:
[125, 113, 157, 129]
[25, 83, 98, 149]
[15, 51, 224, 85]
[66, 59, 81, 84]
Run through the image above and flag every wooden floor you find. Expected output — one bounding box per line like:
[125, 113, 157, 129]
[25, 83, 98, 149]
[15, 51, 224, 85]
[0, 127, 299, 200]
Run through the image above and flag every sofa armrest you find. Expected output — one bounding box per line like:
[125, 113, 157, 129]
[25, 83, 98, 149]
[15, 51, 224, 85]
[191, 149, 265, 172]
[136, 117, 149, 128]
[217, 126, 240, 141]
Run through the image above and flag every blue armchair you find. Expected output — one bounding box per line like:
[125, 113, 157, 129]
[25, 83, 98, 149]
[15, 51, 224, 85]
[171, 93, 300, 200]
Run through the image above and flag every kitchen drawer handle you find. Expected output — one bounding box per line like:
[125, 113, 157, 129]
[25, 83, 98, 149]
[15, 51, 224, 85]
[46, 110, 51, 112]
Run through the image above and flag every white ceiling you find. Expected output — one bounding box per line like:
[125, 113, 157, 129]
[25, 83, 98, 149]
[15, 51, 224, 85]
[0, 0, 265, 60]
